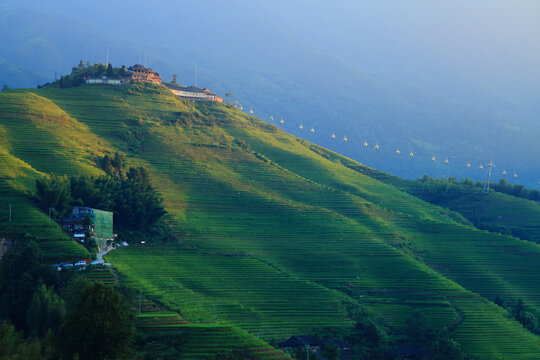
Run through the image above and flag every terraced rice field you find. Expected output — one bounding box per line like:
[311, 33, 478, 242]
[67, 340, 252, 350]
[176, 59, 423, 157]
[82, 268, 118, 286]
[138, 325, 290, 360]
[135, 308, 289, 359]
[109, 247, 352, 337]
[3, 86, 540, 358]
[0, 150, 88, 260]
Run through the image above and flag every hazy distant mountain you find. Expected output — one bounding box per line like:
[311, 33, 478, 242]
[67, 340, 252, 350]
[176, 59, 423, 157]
[1, 1, 539, 185]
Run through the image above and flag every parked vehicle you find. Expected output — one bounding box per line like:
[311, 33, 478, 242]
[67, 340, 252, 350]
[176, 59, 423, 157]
[75, 260, 87, 267]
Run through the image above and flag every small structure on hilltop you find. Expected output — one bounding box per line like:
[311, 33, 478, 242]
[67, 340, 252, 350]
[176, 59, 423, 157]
[80, 63, 223, 102]
[83, 74, 127, 86]
[129, 64, 162, 84]
[165, 83, 223, 102]
[61, 206, 113, 250]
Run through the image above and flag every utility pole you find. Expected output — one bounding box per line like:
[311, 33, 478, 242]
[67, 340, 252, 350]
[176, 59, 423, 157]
[482, 161, 495, 193]
[213, 303, 215, 328]
[138, 293, 142, 318]
[305, 345, 310, 360]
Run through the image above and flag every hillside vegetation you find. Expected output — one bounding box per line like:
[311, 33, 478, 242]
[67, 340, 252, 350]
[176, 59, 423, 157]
[1, 85, 540, 358]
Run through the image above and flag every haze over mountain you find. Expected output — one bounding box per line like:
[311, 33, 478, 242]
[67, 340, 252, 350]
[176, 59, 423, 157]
[1, 0, 539, 185]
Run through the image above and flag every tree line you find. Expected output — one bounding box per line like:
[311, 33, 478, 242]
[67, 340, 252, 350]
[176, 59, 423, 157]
[35, 160, 165, 234]
[38, 61, 131, 89]
[415, 175, 540, 204]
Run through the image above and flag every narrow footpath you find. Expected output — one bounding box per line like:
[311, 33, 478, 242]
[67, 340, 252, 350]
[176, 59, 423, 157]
[97, 245, 115, 264]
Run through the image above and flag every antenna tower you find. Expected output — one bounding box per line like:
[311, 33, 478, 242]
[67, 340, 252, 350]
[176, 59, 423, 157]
[482, 161, 495, 193]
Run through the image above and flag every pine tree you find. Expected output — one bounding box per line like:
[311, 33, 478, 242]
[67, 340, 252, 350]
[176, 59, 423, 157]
[106, 63, 114, 77]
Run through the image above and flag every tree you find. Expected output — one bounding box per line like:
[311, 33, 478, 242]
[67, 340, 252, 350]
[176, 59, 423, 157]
[2, 84, 9, 91]
[521, 311, 538, 333]
[354, 319, 382, 347]
[0, 239, 44, 331]
[100, 154, 113, 174]
[97, 63, 107, 76]
[515, 298, 525, 322]
[35, 175, 72, 215]
[119, 65, 128, 76]
[111, 152, 124, 172]
[172, 74, 177, 84]
[429, 337, 466, 360]
[294, 346, 314, 360]
[0, 321, 45, 359]
[405, 311, 433, 344]
[225, 92, 232, 104]
[106, 63, 114, 77]
[494, 294, 506, 308]
[26, 284, 66, 337]
[322, 342, 339, 360]
[60, 282, 134, 360]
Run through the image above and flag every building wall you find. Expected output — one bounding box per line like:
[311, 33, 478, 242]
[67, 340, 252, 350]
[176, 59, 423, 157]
[131, 69, 162, 85]
[92, 209, 113, 249]
[170, 89, 218, 101]
[85, 79, 122, 85]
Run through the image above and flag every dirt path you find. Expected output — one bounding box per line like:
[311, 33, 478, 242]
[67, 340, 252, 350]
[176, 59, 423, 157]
[97, 245, 115, 264]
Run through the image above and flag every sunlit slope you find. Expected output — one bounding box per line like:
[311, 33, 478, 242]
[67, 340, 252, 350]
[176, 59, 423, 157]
[432, 190, 540, 244]
[3, 85, 540, 358]
[355, 164, 540, 244]
[0, 90, 117, 259]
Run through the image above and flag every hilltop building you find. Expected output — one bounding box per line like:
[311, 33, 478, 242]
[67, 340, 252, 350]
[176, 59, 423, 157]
[61, 206, 113, 249]
[165, 83, 223, 102]
[83, 73, 127, 85]
[82, 63, 223, 102]
[129, 64, 162, 84]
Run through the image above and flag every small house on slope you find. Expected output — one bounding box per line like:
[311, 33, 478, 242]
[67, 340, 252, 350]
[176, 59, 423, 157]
[165, 83, 223, 102]
[279, 335, 351, 360]
[61, 206, 113, 250]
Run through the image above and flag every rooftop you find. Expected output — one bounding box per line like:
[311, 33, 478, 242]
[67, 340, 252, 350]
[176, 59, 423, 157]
[165, 83, 216, 95]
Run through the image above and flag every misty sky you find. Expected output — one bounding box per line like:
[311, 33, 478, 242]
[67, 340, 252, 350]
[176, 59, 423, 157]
[5, 0, 538, 100]
[2, 0, 539, 183]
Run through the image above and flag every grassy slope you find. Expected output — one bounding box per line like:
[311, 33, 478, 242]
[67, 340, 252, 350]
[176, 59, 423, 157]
[336, 157, 540, 244]
[1, 85, 540, 358]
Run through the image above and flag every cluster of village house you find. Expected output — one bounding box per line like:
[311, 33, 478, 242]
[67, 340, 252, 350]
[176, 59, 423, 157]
[61, 206, 114, 250]
[84, 64, 223, 102]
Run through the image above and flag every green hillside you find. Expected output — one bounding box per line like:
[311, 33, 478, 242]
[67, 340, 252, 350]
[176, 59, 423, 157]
[2, 85, 540, 358]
